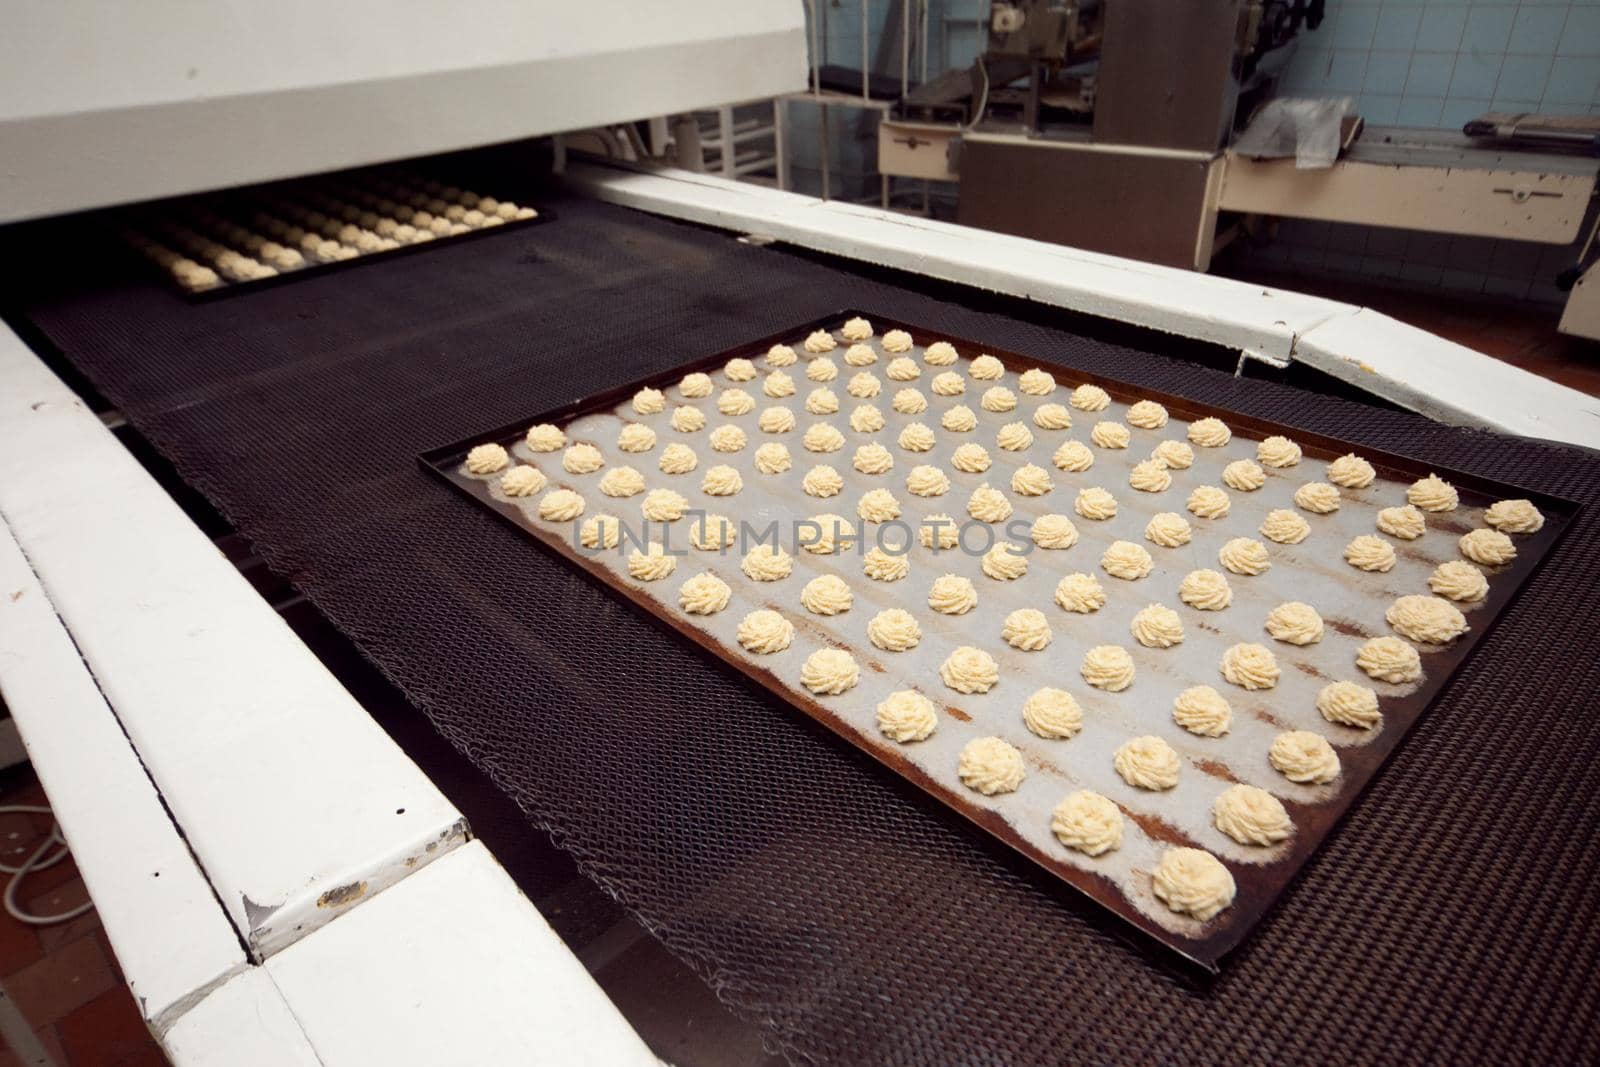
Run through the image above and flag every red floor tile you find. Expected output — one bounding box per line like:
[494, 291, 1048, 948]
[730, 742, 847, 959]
[6, 929, 116, 1031]
[59, 986, 156, 1067]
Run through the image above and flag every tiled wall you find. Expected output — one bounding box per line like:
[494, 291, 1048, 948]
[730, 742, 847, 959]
[1251, 0, 1600, 305]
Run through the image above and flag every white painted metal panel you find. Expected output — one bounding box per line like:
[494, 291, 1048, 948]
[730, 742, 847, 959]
[0, 326, 467, 958]
[0, 0, 807, 221]
[162, 968, 321, 1067]
[0, 521, 247, 1031]
[267, 841, 661, 1067]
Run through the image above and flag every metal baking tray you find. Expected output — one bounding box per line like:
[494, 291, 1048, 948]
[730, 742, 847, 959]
[420, 311, 1578, 969]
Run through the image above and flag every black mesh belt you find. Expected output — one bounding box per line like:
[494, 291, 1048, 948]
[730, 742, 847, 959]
[16, 196, 1600, 1065]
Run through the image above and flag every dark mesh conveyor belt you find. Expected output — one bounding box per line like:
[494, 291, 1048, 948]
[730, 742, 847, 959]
[17, 196, 1600, 1065]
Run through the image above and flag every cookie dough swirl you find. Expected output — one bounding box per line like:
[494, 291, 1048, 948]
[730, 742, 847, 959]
[803, 329, 838, 354]
[920, 515, 959, 550]
[1130, 604, 1185, 648]
[980, 387, 1017, 414]
[1269, 730, 1340, 784]
[844, 346, 877, 372]
[627, 542, 676, 581]
[862, 546, 910, 582]
[1101, 540, 1153, 580]
[1144, 512, 1192, 548]
[1327, 453, 1375, 489]
[765, 344, 798, 367]
[969, 354, 1004, 380]
[982, 542, 1029, 580]
[1075, 486, 1118, 520]
[1219, 537, 1271, 576]
[579, 514, 619, 549]
[892, 388, 927, 414]
[736, 609, 793, 655]
[525, 424, 564, 452]
[953, 441, 992, 476]
[1187, 485, 1231, 519]
[1070, 384, 1110, 411]
[799, 513, 855, 554]
[802, 423, 844, 453]
[1052, 791, 1123, 856]
[1485, 498, 1544, 533]
[996, 421, 1034, 452]
[805, 387, 838, 415]
[942, 405, 978, 432]
[886, 418, 931, 450]
[800, 649, 859, 695]
[881, 329, 913, 353]
[563, 443, 604, 474]
[679, 372, 713, 398]
[929, 574, 978, 615]
[867, 608, 922, 651]
[1019, 368, 1055, 395]
[1002, 608, 1052, 651]
[853, 442, 894, 475]
[538, 488, 585, 521]
[968, 484, 1013, 523]
[807, 358, 838, 384]
[1221, 642, 1280, 690]
[717, 389, 755, 416]
[1344, 535, 1396, 572]
[1387, 594, 1469, 644]
[1260, 509, 1310, 544]
[758, 406, 795, 433]
[1317, 680, 1380, 729]
[1126, 400, 1168, 429]
[841, 316, 873, 341]
[1034, 403, 1073, 430]
[959, 737, 1025, 795]
[931, 371, 965, 396]
[501, 465, 546, 497]
[671, 406, 706, 433]
[876, 690, 937, 743]
[1294, 481, 1341, 514]
[741, 544, 793, 581]
[1091, 420, 1131, 449]
[886, 356, 920, 381]
[1187, 417, 1231, 447]
[1408, 473, 1458, 512]
[1223, 459, 1265, 492]
[1377, 505, 1425, 540]
[802, 464, 844, 497]
[1153, 848, 1235, 921]
[754, 443, 791, 474]
[632, 387, 666, 415]
[1429, 560, 1488, 602]
[1114, 735, 1180, 790]
[1153, 440, 1194, 469]
[1056, 573, 1107, 614]
[1213, 785, 1292, 846]
[1011, 463, 1053, 497]
[1053, 440, 1094, 472]
[1265, 601, 1323, 645]
[725, 358, 758, 381]
[659, 441, 697, 476]
[1172, 685, 1231, 737]
[857, 488, 901, 523]
[848, 374, 881, 401]
[1130, 459, 1172, 493]
[1357, 636, 1422, 684]
[1179, 569, 1233, 610]
[702, 464, 743, 496]
[1460, 528, 1516, 566]
[709, 425, 747, 453]
[923, 340, 958, 365]
[1024, 688, 1083, 739]
[679, 571, 731, 615]
[941, 646, 1000, 694]
[764, 371, 795, 398]
[906, 465, 951, 497]
[1032, 513, 1079, 549]
[1257, 435, 1302, 468]
[641, 488, 689, 522]
[800, 574, 853, 616]
[689, 513, 737, 551]
[1081, 645, 1135, 691]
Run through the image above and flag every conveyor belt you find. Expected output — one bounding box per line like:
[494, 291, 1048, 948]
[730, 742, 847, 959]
[13, 195, 1600, 1065]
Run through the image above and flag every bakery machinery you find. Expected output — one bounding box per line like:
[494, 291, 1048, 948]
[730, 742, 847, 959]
[877, 0, 1600, 340]
[3, 2, 1600, 1066]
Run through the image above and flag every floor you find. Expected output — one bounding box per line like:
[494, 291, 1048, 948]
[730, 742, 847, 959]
[0, 766, 165, 1067]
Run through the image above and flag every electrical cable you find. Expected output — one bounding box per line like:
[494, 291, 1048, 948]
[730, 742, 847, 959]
[0, 805, 94, 926]
[965, 54, 990, 133]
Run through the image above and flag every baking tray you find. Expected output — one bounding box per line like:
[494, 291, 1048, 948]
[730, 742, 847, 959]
[419, 310, 1578, 969]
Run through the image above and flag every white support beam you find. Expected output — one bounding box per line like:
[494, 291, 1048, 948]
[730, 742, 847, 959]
[568, 162, 1600, 450]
